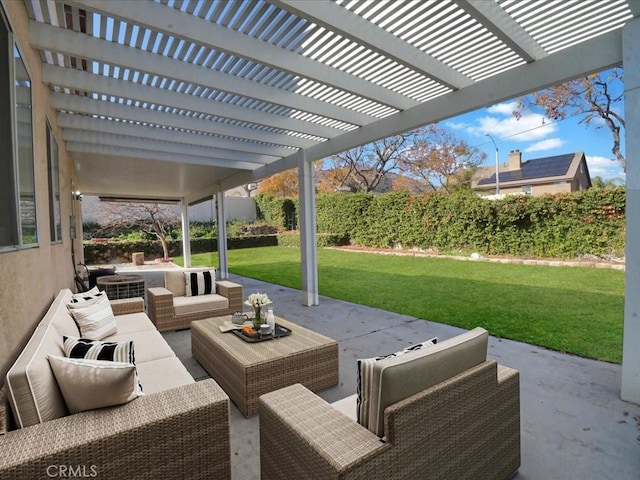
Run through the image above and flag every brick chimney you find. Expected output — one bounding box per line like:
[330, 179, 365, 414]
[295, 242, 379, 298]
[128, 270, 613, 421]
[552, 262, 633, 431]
[508, 150, 522, 170]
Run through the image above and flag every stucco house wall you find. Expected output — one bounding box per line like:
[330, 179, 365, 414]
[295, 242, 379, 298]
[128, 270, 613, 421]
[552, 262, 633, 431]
[0, 1, 79, 386]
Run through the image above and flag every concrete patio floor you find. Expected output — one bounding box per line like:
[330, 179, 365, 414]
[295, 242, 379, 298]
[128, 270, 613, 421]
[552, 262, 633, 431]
[131, 267, 639, 479]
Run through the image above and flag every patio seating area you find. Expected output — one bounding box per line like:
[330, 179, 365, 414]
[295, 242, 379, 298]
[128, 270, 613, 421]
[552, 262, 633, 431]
[131, 269, 640, 480]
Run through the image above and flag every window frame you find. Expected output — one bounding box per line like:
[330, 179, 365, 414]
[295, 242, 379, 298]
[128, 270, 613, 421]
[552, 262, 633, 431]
[0, 6, 38, 253]
[47, 119, 62, 243]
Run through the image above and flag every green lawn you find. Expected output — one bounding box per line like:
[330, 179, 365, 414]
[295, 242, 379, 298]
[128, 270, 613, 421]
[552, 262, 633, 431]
[175, 247, 625, 363]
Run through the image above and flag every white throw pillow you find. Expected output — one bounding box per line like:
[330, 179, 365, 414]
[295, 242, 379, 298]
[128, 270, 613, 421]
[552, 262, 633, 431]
[68, 295, 118, 340]
[184, 269, 216, 296]
[47, 355, 143, 414]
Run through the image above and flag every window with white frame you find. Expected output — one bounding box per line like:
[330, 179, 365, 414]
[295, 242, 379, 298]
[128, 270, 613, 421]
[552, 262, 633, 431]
[0, 7, 37, 250]
[47, 120, 61, 242]
[522, 185, 532, 195]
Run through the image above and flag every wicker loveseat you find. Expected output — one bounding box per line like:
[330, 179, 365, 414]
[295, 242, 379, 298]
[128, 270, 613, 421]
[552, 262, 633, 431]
[147, 268, 243, 332]
[0, 289, 231, 479]
[259, 327, 520, 480]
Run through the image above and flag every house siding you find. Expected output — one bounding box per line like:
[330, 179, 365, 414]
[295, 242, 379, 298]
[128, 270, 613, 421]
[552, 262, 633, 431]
[0, 1, 80, 387]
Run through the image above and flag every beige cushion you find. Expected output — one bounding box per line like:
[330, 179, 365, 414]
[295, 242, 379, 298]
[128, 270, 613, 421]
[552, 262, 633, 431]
[114, 312, 157, 335]
[173, 294, 228, 316]
[68, 295, 118, 340]
[6, 290, 72, 428]
[331, 394, 358, 422]
[165, 268, 208, 297]
[135, 357, 195, 394]
[107, 329, 176, 363]
[365, 327, 488, 437]
[357, 337, 438, 433]
[48, 356, 143, 414]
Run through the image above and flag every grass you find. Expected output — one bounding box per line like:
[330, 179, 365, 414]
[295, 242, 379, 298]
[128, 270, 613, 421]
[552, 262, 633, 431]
[174, 247, 625, 363]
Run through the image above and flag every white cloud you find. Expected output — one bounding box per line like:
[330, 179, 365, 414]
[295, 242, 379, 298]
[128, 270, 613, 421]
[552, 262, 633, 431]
[524, 138, 565, 153]
[445, 120, 469, 130]
[585, 155, 626, 182]
[486, 101, 519, 115]
[466, 102, 557, 141]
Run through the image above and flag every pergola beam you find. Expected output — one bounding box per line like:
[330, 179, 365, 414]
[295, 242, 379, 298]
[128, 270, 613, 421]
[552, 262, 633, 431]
[64, 0, 415, 111]
[28, 20, 375, 127]
[50, 93, 311, 149]
[272, 0, 473, 90]
[220, 27, 622, 189]
[61, 130, 272, 165]
[66, 142, 257, 170]
[56, 113, 293, 158]
[456, 0, 547, 62]
[42, 65, 342, 140]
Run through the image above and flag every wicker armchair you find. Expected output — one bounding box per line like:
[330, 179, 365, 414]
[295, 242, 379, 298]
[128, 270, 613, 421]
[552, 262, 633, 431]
[148, 269, 243, 332]
[259, 334, 520, 480]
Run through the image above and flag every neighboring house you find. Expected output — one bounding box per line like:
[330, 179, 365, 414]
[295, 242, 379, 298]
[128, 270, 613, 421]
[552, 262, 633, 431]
[472, 151, 592, 197]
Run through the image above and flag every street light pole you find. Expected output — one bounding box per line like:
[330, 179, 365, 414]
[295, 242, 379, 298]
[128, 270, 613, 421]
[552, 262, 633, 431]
[485, 133, 500, 195]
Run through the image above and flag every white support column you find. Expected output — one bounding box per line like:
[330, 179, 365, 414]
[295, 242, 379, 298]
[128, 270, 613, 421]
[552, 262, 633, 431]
[298, 152, 319, 306]
[216, 191, 229, 279]
[622, 18, 640, 404]
[181, 200, 191, 268]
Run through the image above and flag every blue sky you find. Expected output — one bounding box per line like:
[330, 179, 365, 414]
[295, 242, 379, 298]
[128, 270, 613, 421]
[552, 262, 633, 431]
[445, 90, 626, 183]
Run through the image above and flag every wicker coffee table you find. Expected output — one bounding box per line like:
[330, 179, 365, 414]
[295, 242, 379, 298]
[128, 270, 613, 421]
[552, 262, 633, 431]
[191, 316, 339, 416]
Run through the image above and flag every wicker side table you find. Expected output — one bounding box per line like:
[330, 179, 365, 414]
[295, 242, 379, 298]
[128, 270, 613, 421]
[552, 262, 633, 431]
[97, 274, 145, 300]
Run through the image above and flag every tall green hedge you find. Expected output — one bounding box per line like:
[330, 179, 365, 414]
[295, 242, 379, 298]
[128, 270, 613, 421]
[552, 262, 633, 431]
[85, 188, 626, 263]
[265, 188, 626, 259]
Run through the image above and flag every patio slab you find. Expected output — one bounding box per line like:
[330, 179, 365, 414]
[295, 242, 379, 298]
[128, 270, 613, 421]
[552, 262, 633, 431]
[157, 273, 640, 480]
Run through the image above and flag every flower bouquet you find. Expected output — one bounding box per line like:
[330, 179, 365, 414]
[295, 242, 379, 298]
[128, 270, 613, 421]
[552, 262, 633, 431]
[244, 293, 272, 329]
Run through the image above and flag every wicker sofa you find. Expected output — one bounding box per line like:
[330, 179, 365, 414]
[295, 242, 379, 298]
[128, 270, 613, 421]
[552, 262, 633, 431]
[147, 268, 243, 332]
[259, 327, 520, 480]
[0, 289, 231, 479]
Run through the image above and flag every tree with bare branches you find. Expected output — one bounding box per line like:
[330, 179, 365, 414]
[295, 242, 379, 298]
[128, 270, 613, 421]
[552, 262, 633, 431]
[94, 201, 179, 261]
[514, 68, 625, 169]
[401, 124, 486, 192]
[327, 132, 419, 192]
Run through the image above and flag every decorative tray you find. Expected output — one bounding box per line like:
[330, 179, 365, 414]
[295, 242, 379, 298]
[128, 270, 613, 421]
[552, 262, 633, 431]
[231, 323, 292, 343]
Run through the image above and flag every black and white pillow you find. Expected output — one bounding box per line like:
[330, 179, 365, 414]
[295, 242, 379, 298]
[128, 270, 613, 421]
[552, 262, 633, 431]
[67, 287, 106, 308]
[63, 336, 136, 364]
[184, 269, 216, 296]
[356, 337, 437, 432]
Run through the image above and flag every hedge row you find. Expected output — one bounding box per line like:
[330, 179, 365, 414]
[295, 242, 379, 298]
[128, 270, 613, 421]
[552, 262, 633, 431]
[83, 233, 345, 264]
[262, 188, 627, 259]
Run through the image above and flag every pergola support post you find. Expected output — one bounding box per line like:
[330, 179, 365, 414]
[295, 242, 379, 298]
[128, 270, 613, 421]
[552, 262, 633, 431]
[181, 200, 191, 268]
[216, 191, 229, 280]
[298, 152, 319, 306]
[622, 17, 640, 404]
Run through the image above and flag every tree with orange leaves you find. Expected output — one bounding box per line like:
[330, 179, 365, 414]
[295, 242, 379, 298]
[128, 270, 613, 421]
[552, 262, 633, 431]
[256, 168, 299, 197]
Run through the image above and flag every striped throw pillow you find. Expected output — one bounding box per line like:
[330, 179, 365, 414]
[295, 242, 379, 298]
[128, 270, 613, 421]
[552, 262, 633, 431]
[63, 336, 136, 364]
[68, 294, 118, 340]
[184, 269, 216, 296]
[356, 337, 437, 436]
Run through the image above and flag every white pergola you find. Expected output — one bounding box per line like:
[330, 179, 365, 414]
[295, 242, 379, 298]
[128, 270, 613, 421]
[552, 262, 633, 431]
[21, 0, 640, 403]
